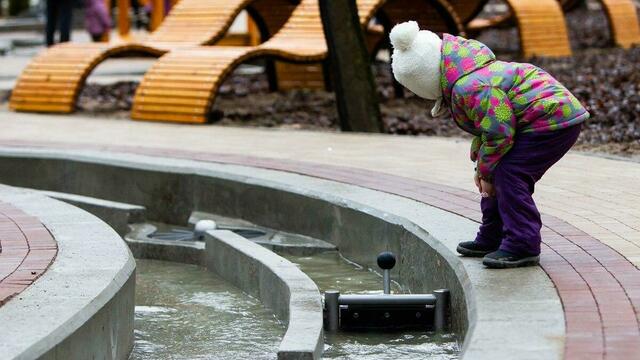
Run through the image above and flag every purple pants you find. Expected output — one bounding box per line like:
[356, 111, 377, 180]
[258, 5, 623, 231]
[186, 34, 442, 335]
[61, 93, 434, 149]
[475, 124, 582, 256]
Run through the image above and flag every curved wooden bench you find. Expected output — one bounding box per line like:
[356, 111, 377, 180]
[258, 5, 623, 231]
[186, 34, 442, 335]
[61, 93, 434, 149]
[466, 0, 572, 57]
[131, 0, 463, 123]
[598, 0, 640, 48]
[275, 0, 466, 91]
[9, 0, 297, 114]
[468, 0, 639, 55]
[513, 0, 640, 54]
[505, 0, 572, 57]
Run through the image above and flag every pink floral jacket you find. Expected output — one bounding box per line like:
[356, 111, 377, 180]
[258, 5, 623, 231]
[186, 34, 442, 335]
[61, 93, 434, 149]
[440, 34, 588, 181]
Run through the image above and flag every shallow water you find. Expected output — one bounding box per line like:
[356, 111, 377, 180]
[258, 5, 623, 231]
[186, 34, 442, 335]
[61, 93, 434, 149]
[130, 259, 284, 360]
[130, 230, 458, 359]
[284, 251, 460, 360]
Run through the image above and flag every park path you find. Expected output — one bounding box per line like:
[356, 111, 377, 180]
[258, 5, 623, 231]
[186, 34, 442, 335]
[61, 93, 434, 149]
[2, 112, 639, 268]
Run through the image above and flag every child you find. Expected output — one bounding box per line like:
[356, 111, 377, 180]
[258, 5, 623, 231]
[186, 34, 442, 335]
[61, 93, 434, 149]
[390, 21, 588, 269]
[85, 0, 112, 42]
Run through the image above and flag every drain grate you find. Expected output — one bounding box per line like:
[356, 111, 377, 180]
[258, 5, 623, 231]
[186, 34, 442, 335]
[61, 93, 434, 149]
[149, 227, 267, 241]
[149, 229, 194, 241]
[230, 228, 266, 239]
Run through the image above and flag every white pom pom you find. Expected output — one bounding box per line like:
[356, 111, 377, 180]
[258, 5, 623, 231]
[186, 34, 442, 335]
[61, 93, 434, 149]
[390, 21, 420, 51]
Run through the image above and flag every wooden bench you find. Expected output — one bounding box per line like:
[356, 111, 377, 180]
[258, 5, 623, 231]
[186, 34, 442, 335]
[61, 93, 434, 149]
[598, 0, 640, 48]
[131, 0, 464, 123]
[465, 0, 572, 57]
[9, 0, 297, 113]
[278, 0, 577, 86]
[509, 0, 572, 57]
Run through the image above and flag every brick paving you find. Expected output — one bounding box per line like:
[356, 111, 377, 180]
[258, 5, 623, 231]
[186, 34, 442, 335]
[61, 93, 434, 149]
[0, 201, 57, 306]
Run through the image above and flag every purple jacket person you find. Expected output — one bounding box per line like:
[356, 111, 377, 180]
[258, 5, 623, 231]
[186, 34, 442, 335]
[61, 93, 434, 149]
[390, 21, 588, 268]
[85, 0, 112, 41]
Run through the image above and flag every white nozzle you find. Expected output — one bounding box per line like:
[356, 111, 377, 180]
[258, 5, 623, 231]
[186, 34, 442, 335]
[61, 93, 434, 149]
[194, 219, 217, 239]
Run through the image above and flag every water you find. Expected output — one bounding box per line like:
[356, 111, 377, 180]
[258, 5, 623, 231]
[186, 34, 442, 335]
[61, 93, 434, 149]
[129, 218, 459, 359]
[130, 259, 285, 360]
[283, 251, 460, 360]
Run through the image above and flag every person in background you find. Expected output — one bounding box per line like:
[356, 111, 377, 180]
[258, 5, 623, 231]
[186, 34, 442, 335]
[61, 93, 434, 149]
[144, 0, 173, 18]
[84, 0, 111, 41]
[45, 0, 74, 46]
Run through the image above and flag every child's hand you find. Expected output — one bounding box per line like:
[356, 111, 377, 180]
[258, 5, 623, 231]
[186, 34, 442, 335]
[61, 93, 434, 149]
[474, 173, 481, 192]
[481, 180, 495, 197]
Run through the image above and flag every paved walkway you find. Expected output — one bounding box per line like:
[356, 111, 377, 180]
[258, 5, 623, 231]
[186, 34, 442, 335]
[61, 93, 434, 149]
[1, 111, 640, 358]
[0, 200, 57, 306]
[2, 112, 639, 267]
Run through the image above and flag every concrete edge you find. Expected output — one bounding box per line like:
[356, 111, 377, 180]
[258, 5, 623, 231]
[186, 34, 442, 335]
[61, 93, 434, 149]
[124, 223, 206, 265]
[205, 230, 324, 360]
[36, 189, 146, 236]
[0, 185, 135, 360]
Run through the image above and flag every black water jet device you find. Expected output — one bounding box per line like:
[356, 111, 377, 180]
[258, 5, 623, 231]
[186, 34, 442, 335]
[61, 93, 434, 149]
[323, 252, 449, 332]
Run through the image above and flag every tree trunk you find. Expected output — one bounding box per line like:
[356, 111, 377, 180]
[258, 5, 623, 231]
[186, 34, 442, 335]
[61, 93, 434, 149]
[319, 0, 383, 133]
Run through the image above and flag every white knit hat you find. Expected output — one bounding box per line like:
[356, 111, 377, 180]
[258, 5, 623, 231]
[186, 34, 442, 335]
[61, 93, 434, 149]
[390, 21, 446, 117]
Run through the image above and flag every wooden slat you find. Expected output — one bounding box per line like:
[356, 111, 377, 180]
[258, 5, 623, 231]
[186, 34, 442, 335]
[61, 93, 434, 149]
[275, 62, 324, 90]
[131, 110, 207, 123]
[10, 95, 75, 105]
[10, 102, 74, 113]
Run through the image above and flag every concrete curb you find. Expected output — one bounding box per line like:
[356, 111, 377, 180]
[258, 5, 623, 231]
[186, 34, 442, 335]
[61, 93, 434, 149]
[37, 189, 146, 236]
[124, 223, 205, 265]
[205, 230, 324, 360]
[0, 185, 135, 360]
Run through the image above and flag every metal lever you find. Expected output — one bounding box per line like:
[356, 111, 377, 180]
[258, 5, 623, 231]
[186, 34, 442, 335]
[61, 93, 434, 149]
[377, 252, 396, 294]
[434, 289, 450, 332]
[325, 290, 340, 331]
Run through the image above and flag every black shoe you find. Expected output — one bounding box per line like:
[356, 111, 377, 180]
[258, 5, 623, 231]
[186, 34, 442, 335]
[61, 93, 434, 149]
[482, 250, 540, 269]
[456, 241, 499, 257]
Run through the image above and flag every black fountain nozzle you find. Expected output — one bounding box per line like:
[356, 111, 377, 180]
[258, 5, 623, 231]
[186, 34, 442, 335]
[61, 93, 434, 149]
[377, 252, 396, 294]
[377, 251, 396, 270]
[323, 250, 450, 332]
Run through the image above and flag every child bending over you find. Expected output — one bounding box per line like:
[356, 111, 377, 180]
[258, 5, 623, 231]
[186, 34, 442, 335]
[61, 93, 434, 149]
[390, 22, 588, 268]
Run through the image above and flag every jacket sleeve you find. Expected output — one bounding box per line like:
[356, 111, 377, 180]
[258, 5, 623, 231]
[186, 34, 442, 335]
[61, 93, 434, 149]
[453, 85, 516, 182]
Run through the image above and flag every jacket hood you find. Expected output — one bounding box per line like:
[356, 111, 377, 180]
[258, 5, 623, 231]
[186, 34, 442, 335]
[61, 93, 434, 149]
[440, 34, 496, 104]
